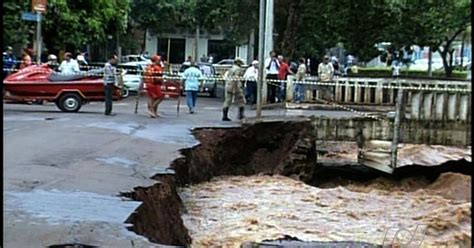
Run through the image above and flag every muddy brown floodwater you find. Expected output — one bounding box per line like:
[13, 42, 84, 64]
[123, 121, 471, 247]
[179, 173, 471, 248]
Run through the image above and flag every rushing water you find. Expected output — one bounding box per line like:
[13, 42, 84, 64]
[179, 172, 471, 247]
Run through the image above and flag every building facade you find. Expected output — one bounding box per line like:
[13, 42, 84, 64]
[144, 28, 251, 64]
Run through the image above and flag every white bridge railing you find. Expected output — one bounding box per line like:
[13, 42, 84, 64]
[283, 76, 471, 123]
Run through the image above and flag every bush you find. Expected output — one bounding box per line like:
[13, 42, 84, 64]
[348, 67, 468, 80]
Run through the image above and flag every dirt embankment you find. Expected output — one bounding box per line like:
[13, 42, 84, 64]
[122, 175, 192, 245]
[172, 121, 317, 186]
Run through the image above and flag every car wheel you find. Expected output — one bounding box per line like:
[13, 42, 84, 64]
[55, 100, 64, 111]
[59, 93, 82, 112]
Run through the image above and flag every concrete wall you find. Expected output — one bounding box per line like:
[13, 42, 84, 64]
[185, 37, 209, 60]
[310, 116, 471, 146]
[235, 45, 249, 63]
[145, 30, 158, 56]
[146, 30, 249, 63]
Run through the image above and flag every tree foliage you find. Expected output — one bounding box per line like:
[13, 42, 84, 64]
[3, 0, 129, 53]
[3, 0, 34, 47]
[273, 0, 471, 76]
[4, 0, 470, 77]
[383, 0, 471, 76]
[43, 0, 129, 52]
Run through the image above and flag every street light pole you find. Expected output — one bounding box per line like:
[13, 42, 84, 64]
[36, 11, 42, 64]
[261, 0, 273, 104]
[256, 0, 266, 119]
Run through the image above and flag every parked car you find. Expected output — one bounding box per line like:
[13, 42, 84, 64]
[213, 59, 248, 75]
[214, 59, 234, 66]
[81, 62, 134, 98]
[116, 62, 150, 97]
[179, 62, 218, 97]
[121, 54, 151, 63]
[3, 64, 123, 112]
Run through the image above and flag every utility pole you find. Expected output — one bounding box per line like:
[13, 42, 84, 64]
[256, 0, 266, 119]
[194, 25, 200, 62]
[117, 33, 122, 63]
[31, 0, 46, 64]
[248, 29, 255, 65]
[262, 0, 274, 104]
[36, 11, 42, 64]
[167, 38, 171, 69]
[264, 0, 274, 56]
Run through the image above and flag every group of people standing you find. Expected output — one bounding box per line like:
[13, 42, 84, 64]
[102, 54, 164, 117]
[243, 51, 335, 104]
[3, 45, 338, 120]
[241, 51, 303, 105]
[2, 46, 89, 77]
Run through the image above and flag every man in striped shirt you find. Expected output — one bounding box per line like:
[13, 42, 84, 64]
[103, 54, 118, 116]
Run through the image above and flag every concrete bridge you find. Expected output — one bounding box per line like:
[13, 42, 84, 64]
[282, 77, 471, 173]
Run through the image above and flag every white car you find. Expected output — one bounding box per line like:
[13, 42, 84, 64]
[121, 54, 151, 63]
[213, 59, 248, 75]
[409, 58, 444, 71]
[117, 62, 150, 93]
[213, 59, 234, 66]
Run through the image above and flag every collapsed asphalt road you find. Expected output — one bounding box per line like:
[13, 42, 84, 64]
[4, 96, 360, 247]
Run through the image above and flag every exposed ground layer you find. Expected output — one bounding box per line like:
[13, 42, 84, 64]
[172, 121, 317, 186]
[122, 175, 192, 245]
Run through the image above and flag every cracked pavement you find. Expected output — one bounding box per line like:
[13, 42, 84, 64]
[3, 95, 358, 247]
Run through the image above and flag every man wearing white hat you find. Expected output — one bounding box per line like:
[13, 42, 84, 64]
[222, 57, 246, 121]
[243, 60, 259, 105]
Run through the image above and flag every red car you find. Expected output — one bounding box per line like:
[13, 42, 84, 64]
[3, 64, 123, 112]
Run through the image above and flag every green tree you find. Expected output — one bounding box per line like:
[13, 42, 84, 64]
[43, 0, 129, 53]
[129, 0, 179, 51]
[430, 0, 471, 77]
[383, 0, 471, 77]
[273, 0, 396, 62]
[3, 0, 35, 48]
[218, 0, 258, 46]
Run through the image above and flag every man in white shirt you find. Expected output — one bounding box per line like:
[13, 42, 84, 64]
[264, 51, 280, 103]
[58, 52, 80, 75]
[391, 60, 400, 78]
[243, 60, 259, 105]
[318, 55, 334, 82]
[318, 55, 335, 101]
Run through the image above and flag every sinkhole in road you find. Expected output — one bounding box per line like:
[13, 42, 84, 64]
[121, 120, 472, 247]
